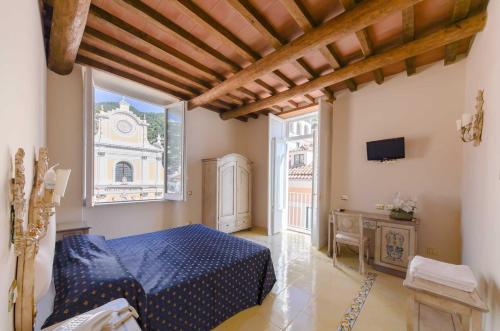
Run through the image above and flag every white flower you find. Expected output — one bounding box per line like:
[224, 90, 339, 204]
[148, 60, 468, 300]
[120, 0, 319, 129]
[391, 193, 417, 213]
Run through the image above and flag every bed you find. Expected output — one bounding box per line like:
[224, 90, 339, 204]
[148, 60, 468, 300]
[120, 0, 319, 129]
[42, 224, 276, 330]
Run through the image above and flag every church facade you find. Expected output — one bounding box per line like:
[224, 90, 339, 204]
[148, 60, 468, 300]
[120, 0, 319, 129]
[93, 99, 164, 204]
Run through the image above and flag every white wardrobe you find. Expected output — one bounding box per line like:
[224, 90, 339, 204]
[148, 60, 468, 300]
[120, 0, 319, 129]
[202, 153, 252, 233]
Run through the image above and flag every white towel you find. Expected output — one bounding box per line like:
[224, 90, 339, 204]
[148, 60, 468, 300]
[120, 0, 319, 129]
[409, 256, 478, 292]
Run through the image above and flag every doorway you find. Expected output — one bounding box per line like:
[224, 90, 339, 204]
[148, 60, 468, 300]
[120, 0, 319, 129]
[287, 134, 314, 234]
[268, 112, 318, 237]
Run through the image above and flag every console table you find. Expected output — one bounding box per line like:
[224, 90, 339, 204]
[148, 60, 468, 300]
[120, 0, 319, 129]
[56, 221, 91, 241]
[328, 210, 419, 277]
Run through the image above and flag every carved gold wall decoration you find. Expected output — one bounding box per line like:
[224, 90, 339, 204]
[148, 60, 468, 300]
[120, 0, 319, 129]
[11, 147, 56, 331]
[456, 90, 485, 146]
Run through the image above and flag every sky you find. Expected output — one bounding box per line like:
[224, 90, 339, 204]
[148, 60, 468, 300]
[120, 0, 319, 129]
[94, 87, 164, 113]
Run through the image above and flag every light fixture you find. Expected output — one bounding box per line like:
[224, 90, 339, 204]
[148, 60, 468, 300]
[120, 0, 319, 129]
[456, 90, 484, 146]
[43, 164, 71, 205]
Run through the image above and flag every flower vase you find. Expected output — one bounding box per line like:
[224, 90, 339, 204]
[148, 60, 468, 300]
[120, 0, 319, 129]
[389, 209, 414, 221]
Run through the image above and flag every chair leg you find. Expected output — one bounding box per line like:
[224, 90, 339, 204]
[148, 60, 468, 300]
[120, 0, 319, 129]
[359, 245, 365, 274]
[332, 240, 337, 267]
[366, 244, 370, 266]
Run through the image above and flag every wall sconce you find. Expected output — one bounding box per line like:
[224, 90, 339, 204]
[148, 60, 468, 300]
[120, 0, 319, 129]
[456, 90, 484, 146]
[43, 164, 71, 205]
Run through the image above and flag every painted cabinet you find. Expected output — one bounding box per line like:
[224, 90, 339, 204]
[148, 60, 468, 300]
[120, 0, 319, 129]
[202, 154, 252, 233]
[375, 221, 417, 273]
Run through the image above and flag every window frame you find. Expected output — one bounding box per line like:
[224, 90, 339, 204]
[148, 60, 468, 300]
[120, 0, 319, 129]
[164, 101, 187, 201]
[83, 68, 187, 206]
[293, 154, 305, 167]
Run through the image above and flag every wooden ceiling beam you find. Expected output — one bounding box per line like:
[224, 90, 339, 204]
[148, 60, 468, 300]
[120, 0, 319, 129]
[238, 87, 261, 101]
[340, 0, 385, 85]
[247, 113, 259, 119]
[278, 102, 319, 118]
[280, 0, 314, 31]
[445, 0, 472, 64]
[203, 106, 247, 122]
[211, 100, 233, 111]
[281, 0, 357, 91]
[373, 69, 385, 84]
[255, 79, 277, 95]
[89, 4, 224, 82]
[76, 54, 190, 99]
[171, 0, 301, 102]
[82, 30, 242, 111]
[304, 94, 316, 103]
[227, 0, 321, 101]
[215, 98, 237, 109]
[402, 6, 416, 75]
[48, 0, 91, 75]
[119, 0, 240, 73]
[120, 0, 288, 106]
[171, 0, 259, 63]
[77, 53, 246, 119]
[84, 27, 211, 91]
[189, 0, 420, 109]
[272, 70, 295, 88]
[221, 94, 244, 106]
[79, 42, 198, 96]
[219, 12, 486, 119]
[226, 0, 285, 49]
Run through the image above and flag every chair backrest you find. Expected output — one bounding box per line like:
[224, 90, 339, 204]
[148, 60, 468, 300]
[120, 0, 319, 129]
[333, 212, 363, 239]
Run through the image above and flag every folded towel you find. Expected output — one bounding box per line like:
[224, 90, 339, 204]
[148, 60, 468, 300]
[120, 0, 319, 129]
[409, 256, 478, 292]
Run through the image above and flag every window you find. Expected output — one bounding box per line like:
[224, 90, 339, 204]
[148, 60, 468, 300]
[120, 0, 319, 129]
[294, 154, 305, 167]
[115, 162, 133, 183]
[86, 70, 186, 205]
[164, 102, 186, 200]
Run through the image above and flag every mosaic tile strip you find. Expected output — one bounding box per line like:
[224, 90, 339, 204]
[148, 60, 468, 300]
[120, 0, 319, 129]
[338, 272, 378, 331]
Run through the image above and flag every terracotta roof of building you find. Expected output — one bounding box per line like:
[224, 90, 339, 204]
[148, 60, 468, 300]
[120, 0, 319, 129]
[290, 144, 313, 152]
[288, 165, 313, 180]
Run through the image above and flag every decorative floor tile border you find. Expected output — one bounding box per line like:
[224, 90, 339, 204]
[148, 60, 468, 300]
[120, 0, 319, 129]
[337, 272, 378, 331]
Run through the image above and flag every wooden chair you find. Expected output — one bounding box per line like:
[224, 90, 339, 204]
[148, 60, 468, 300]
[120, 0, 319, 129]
[332, 212, 370, 274]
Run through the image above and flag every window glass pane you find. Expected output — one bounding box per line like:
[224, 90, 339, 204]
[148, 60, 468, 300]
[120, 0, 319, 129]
[115, 161, 133, 182]
[165, 103, 185, 200]
[93, 87, 165, 204]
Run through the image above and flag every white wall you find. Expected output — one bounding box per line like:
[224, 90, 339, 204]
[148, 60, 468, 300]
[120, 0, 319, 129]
[235, 116, 269, 228]
[47, 68, 271, 239]
[461, 1, 500, 328]
[331, 61, 465, 263]
[0, 1, 47, 329]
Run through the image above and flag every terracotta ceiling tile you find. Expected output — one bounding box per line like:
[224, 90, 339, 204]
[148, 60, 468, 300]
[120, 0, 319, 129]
[415, 0, 454, 33]
[369, 11, 403, 49]
[302, 0, 344, 24]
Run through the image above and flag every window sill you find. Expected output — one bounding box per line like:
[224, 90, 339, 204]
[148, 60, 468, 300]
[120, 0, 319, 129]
[90, 198, 184, 207]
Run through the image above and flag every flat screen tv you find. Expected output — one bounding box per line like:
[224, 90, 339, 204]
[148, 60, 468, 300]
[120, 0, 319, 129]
[367, 137, 405, 161]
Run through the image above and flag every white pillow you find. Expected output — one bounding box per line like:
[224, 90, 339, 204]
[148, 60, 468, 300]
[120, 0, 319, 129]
[34, 214, 56, 302]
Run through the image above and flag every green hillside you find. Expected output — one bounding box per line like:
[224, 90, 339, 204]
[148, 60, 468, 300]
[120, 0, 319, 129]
[95, 101, 165, 145]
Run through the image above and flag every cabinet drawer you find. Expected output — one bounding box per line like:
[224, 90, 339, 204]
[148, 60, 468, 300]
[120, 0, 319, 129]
[237, 216, 251, 230]
[218, 220, 235, 233]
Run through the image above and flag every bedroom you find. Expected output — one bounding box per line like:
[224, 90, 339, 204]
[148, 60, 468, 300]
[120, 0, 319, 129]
[0, 0, 499, 330]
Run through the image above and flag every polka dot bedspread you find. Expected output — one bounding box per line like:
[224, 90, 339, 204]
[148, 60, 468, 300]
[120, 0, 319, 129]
[43, 224, 276, 330]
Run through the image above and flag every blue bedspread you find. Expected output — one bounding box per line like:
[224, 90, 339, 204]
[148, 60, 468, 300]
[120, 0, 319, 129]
[43, 235, 147, 327]
[44, 224, 276, 330]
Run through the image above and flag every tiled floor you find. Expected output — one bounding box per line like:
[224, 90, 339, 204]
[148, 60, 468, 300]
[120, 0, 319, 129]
[214, 228, 409, 331]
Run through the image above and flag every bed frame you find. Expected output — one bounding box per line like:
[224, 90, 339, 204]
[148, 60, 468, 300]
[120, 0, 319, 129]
[11, 147, 55, 331]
